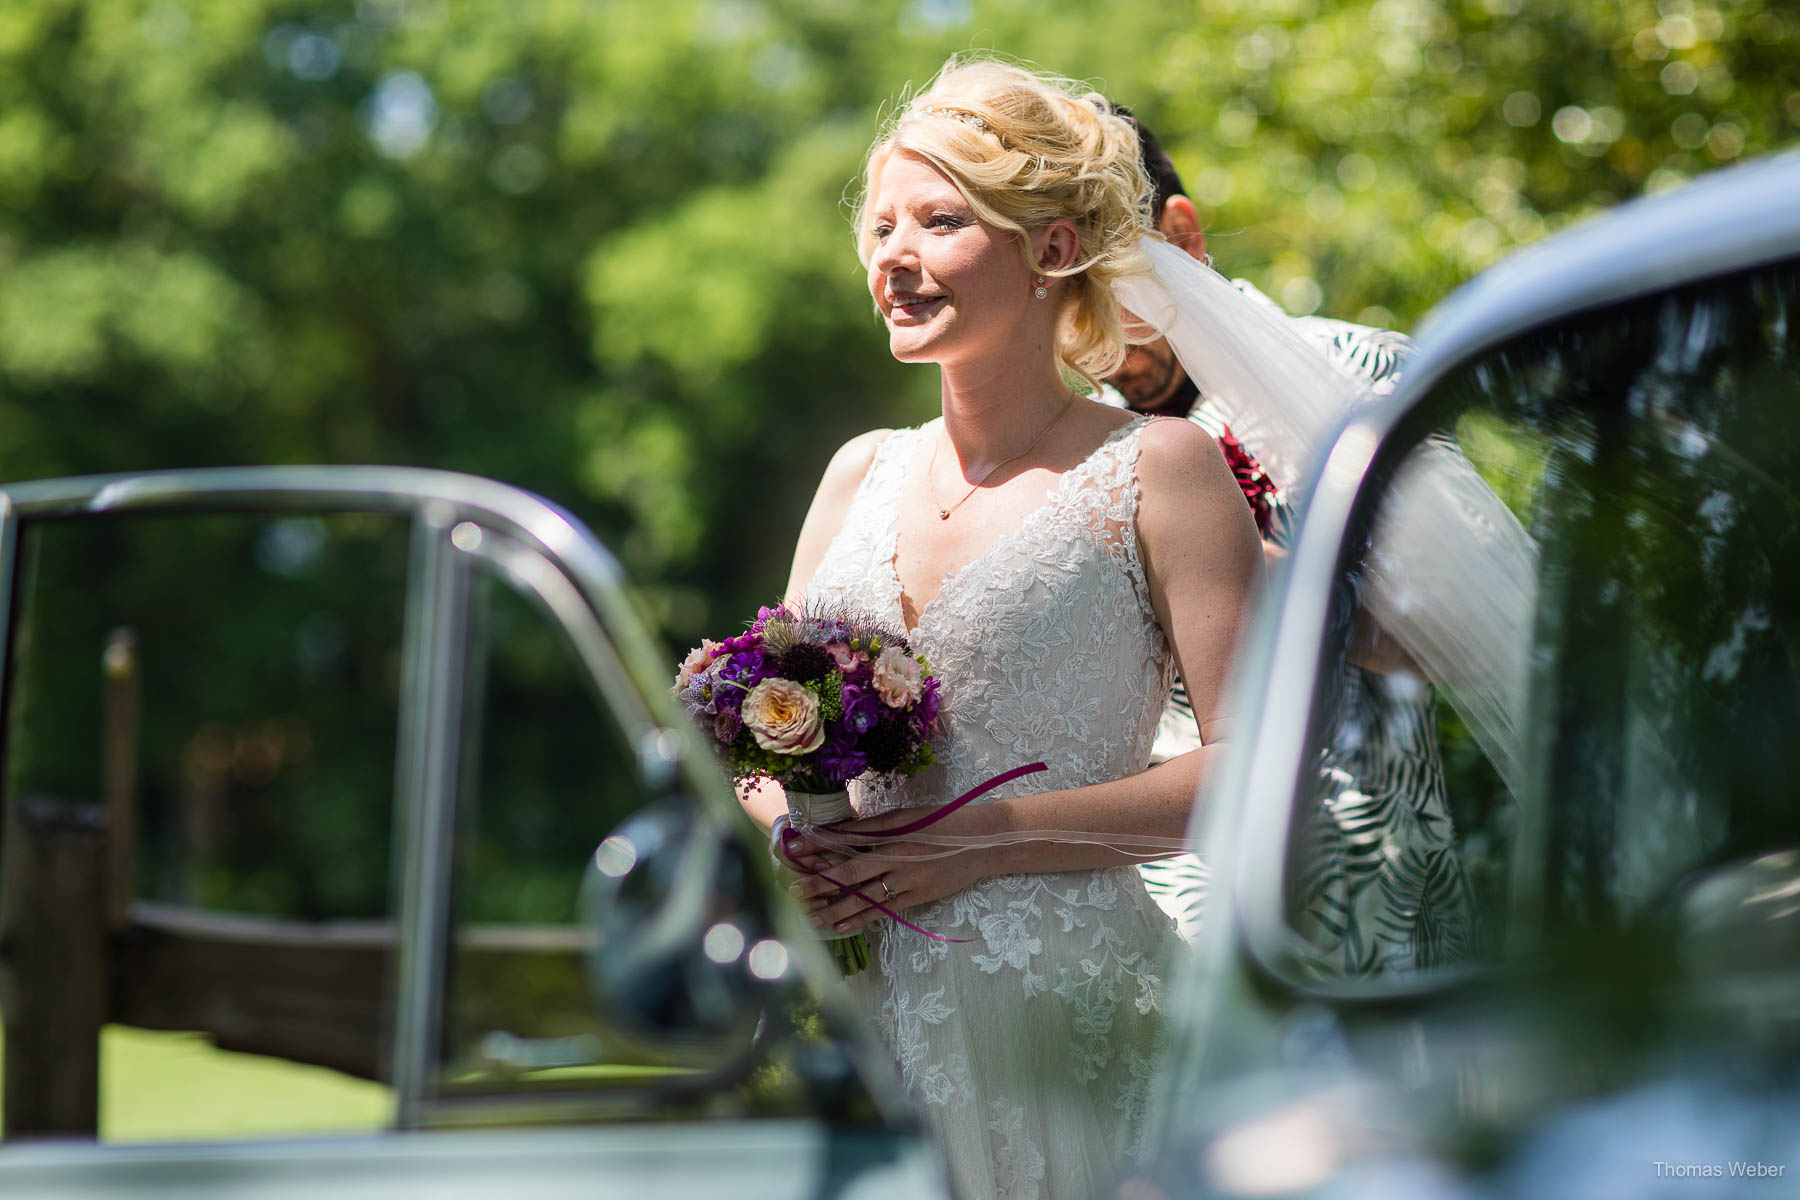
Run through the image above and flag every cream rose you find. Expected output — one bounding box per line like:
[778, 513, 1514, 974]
[871, 645, 925, 708]
[741, 678, 825, 755]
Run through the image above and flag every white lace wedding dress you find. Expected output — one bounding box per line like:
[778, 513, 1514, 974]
[806, 415, 1179, 1199]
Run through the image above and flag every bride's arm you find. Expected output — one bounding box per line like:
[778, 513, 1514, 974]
[736, 428, 891, 835]
[796, 416, 1262, 931]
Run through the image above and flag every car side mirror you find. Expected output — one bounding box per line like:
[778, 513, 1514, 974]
[579, 801, 772, 1056]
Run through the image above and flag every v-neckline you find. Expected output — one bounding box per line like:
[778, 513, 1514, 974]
[886, 416, 1145, 638]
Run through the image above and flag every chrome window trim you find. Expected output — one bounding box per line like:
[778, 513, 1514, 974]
[0, 493, 17, 744]
[390, 509, 472, 1128]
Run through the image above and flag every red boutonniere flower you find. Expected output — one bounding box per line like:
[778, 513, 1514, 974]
[1216, 424, 1277, 537]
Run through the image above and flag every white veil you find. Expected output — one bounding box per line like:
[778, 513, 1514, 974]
[1115, 237, 1539, 798]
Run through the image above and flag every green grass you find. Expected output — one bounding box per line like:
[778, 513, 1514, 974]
[1, 1024, 391, 1142]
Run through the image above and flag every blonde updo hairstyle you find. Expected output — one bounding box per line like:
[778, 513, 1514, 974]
[854, 56, 1156, 390]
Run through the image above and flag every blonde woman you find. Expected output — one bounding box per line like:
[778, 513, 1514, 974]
[738, 58, 1262, 1195]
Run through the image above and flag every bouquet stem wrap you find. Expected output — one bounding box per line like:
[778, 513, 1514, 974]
[785, 788, 872, 976]
[779, 762, 1052, 955]
[784, 789, 859, 943]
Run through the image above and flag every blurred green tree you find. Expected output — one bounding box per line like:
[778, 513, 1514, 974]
[1, 0, 1794, 634]
[0, 0, 1792, 912]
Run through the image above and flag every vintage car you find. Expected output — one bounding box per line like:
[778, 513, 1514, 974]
[0, 147, 1795, 1197]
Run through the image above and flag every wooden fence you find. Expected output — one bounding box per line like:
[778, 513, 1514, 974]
[0, 629, 591, 1138]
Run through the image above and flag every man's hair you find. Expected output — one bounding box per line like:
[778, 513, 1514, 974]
[1114, 105, 1186, 215]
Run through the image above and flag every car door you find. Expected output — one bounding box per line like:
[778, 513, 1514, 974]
[1142, 152, 1800, 1197]
[0, 468, 943, 1198]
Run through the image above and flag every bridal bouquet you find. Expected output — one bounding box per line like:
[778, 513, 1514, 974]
[673, 603, 941, 975]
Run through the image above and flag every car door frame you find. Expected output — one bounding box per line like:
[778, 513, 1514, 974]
[1206, 149, 1800, 1006]
[0, 467, 742, 1128]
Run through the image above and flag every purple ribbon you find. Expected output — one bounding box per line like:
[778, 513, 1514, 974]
[779, 762, 1047, 944]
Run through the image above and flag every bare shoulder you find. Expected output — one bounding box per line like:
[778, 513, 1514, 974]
[1134, 416, 1242, 516]
[817, 427, 893, 497]
[1134, 415, 1261, 586]
[1131, 422, 1261, 723]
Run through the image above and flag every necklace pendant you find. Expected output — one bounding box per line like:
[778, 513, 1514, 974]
[938, 509, 949, 520]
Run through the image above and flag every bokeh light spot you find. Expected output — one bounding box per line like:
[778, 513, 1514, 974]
[1656, 15, 1697, 50]
[746, 938, 789, 980]
[1660, 61, 1699, 95]
[1552, 106, 1592, 144]
[288, 33, 341, 82]
[594, 835, 637, 878]
[1194, 166, 1235, 208]
[490, 144, 548, 195]
[1305, 185, 1345, 223]
[1501, 91, 1540, 128]
[1281, 277, 1323, 315]
[363, 71, 438, 159]
[1670, 112, 1710, 150]
[1706, 121, 1745, 160]
[703, 921, 746, 964]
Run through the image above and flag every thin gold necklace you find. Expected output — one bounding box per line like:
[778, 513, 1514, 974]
[927, 393, 1077, 521]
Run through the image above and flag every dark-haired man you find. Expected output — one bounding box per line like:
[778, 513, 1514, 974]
[1115, 113, 1471, 974]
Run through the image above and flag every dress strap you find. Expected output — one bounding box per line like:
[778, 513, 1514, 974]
[809, 424, 924, 592]
[838, 425, 921, 528]
[1059, 415, 1160, 615]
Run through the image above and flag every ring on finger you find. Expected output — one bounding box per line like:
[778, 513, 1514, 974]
[879, 877, 894, 902]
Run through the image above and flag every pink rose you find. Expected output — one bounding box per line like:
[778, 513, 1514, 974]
[674, 638, 722, 690]
[827, 642, 868, 672]
[741, 678, 825, 755]
[871, 645, 924, 708]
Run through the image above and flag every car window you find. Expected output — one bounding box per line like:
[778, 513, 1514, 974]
[425, 530, 847, 1124]
[434, 536, 667, 1095]
[1, 511, 408, 1140]
[1281, 259, 1800, 980]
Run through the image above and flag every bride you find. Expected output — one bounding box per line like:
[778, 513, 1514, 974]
[738, 58, 1262, 1197]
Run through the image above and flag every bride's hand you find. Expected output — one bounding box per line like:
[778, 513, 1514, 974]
[785, 805, 992, 936]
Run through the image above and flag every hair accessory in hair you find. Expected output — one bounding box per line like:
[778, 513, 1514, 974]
[918, 106, 989, 134]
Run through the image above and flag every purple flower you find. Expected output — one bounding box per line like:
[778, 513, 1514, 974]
[717, 649, 774, 694]
[752, 603, 793, 631]
[718, 629, 762, 656]
[915, 676, 942, 728]
[840, 683, 882, 735]
[818, 733, 868, 782]
[714, 708, 742, 743]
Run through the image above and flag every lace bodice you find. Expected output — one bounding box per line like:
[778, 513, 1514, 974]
[805, 415, 1178, 1199]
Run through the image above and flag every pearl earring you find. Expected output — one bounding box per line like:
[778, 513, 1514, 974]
[1033, 275, 1048, 300]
